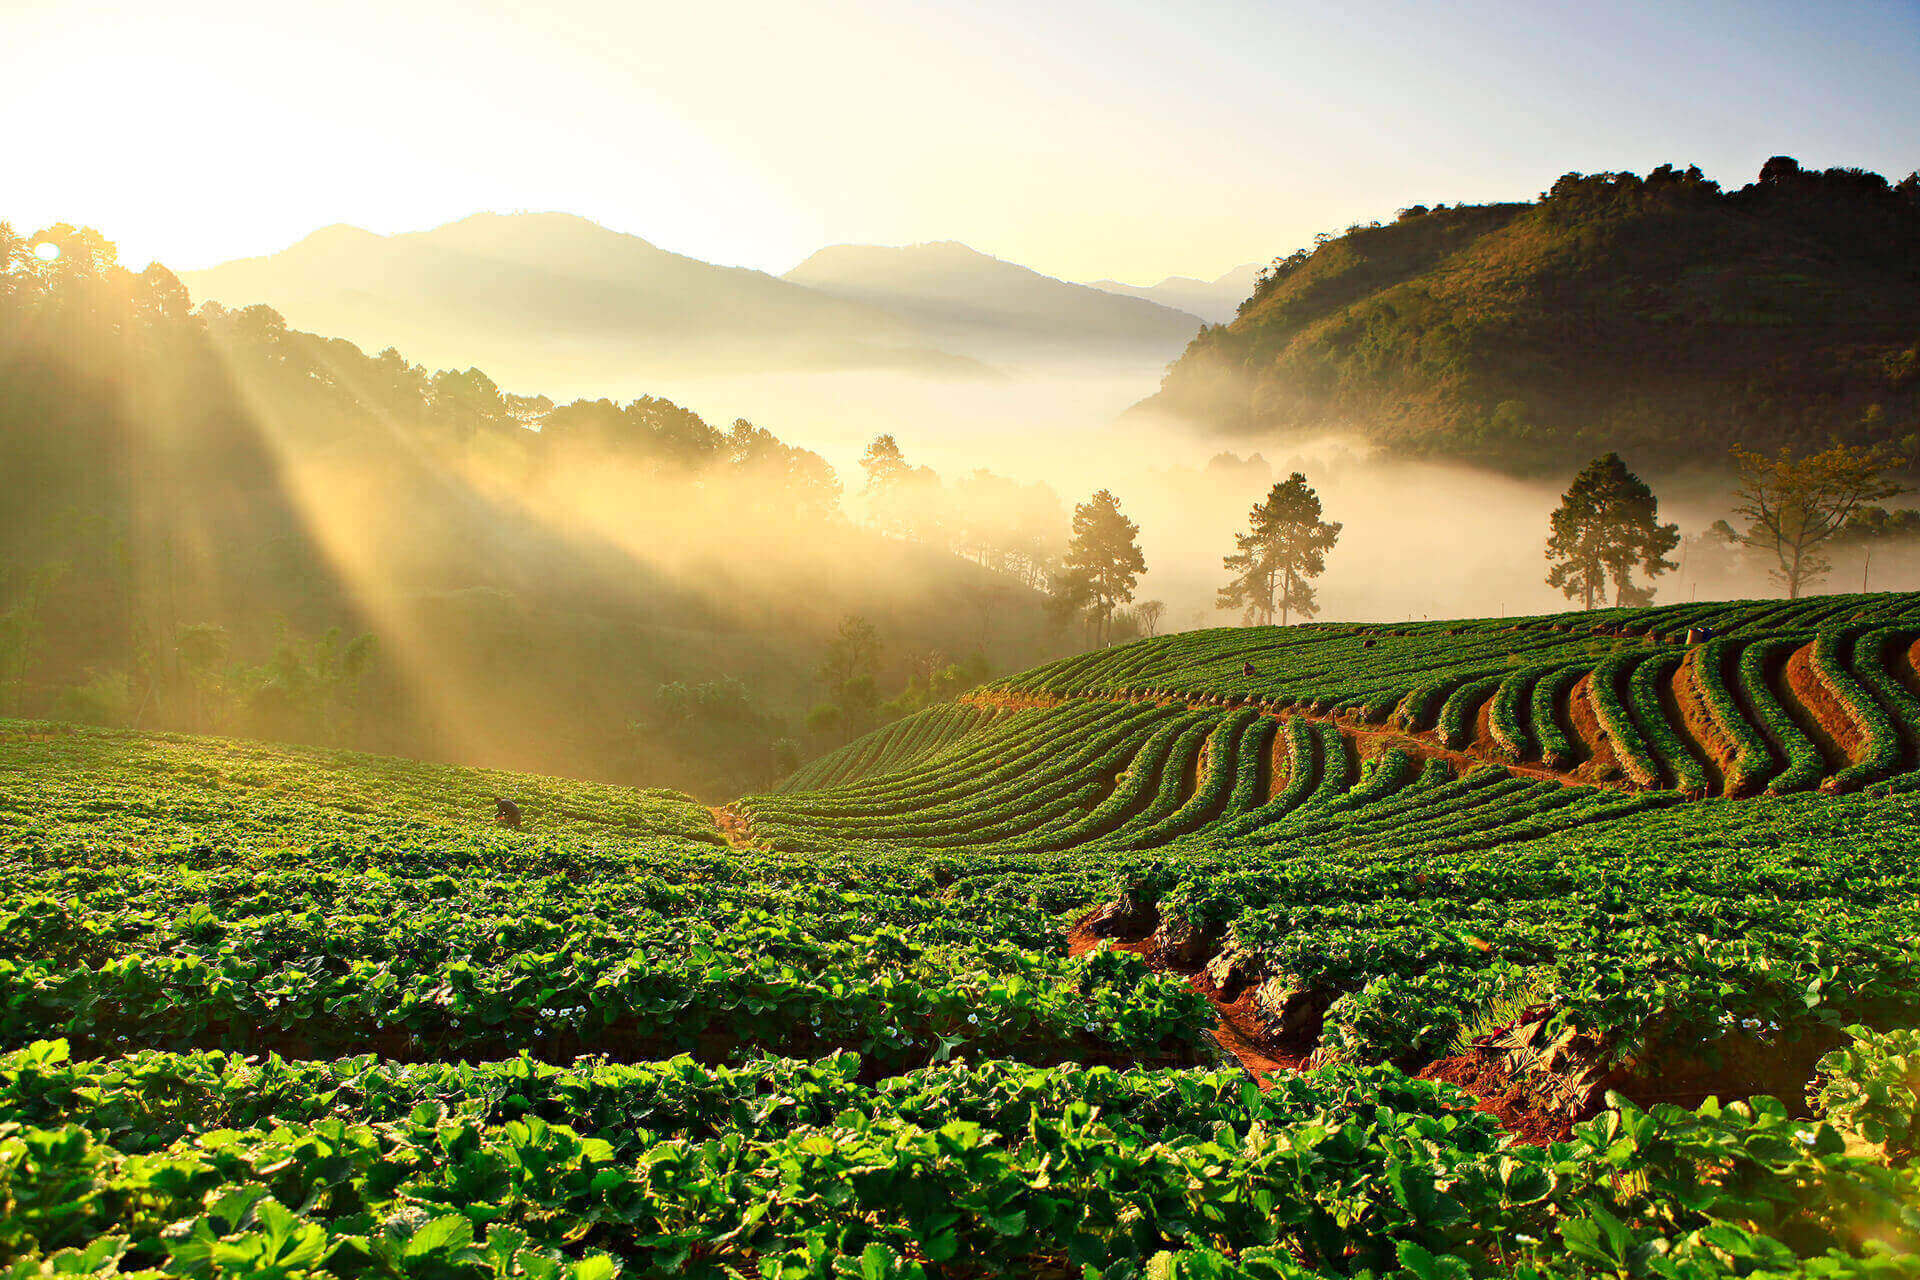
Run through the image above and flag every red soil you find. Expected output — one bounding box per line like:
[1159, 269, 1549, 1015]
[1417, 1052, 1574, 1146]
[1669, 650, 1733, 795]
[1781, 643, 1866, 767]
[1066, 918, 1308, 1081]
[1468, 690, 1501, 758]
[1066, 912, 1577, 1145]
[1895, 638, 1920, 704]
[1564, 675, 1625, 785]
[710, 804, 755, 848]
[1265, 728, 1291, 801]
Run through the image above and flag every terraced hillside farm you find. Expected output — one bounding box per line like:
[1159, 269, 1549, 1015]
[8, 593, 1920, 1278]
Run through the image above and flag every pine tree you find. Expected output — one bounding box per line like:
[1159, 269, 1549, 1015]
[1055, 490, 1146, 645]
[1217, 473, 1341, 626]
[1545, 454, 1680, 609]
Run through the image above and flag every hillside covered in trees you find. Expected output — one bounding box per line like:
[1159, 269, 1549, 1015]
[1137, 158, 1920, 471]
[0, 224, 1075, 797]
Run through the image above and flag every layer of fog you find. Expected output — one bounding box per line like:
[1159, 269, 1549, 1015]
[581, 358, 1920, 630]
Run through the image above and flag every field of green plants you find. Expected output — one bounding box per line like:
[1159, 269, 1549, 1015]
[7, 593, 1920, 1278]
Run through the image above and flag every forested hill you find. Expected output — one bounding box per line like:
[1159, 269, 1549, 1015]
[0, 225, 1067, 797]
[1135, 159, 1920, 472]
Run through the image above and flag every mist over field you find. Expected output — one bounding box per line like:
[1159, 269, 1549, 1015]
[627, 360, 1920, 630]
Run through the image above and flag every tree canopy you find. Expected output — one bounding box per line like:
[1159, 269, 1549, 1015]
[1731, 441, 1910, 598]
[1217, 473, 1341, 626]
[1545, 454, 1680, 609]
[1054, 490, 1146, 645]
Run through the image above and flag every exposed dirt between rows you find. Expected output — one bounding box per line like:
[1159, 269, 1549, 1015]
[1264, 727, 1293, 800]
[1897, 639, 1920, 705]
[1067, 908, 1606, 1146]
[1468, 690, 1501, 759]
[1067, 909, 1566, 1143]
[1666, 652, 1728, 796]
[1674, 656, 1751, 794]
[1066, 915, 1309, 1084]
[1417, 1051, 1575, 1146]
[1780, 644, 1865, 772]
[965, 688, 1618, 798]
[710, 804, 755, 848]
[1565, 674, 1627, 786]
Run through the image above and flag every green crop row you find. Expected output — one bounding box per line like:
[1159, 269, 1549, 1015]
[1814, 628, 1904, 794]
[1624, 653, 1710, 795]
[9, 1034, 1917, 1280]
[1735, 638, 1827, 794]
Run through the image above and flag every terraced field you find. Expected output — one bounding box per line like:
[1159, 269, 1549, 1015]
[8, 593, 1920, 1278]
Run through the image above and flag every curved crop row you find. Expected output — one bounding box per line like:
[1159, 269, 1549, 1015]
[1085, 716, 1219, 850]
[1585, 655, 1663, 788]
[1190, 717, 1321, 842]
[1690, 638, 1775, 795]
[751, 706, 1177, 846]
[1109, 709, 1260, 849]
[1624, 652, 1710, 795]
[1852, 627, 1920, 772]
[1528, 664, 1584, 768]
[747, 703, 1134, 828]
[1813, 627, 1901, 794]
[998, 712, 1215, 852]
[1736, 638, 1826, 794]
[1488, 665, 1547, 759]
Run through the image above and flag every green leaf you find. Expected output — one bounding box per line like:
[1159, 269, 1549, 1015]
[1396, 1241, 1469, 1280]
[987, 1209, 1028, 1237]
[404, 1213, 474, 1258]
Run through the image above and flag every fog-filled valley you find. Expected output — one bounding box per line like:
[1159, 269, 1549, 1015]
[11, 174, 1920, 801]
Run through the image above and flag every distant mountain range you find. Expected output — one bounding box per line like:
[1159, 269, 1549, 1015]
[182, 213, 974, 384]
[1086, 263, 1264, 325]
[785, 241, 1201, 361]
[1135, 159, 1920, 472]
[182, 214, 1211, 388]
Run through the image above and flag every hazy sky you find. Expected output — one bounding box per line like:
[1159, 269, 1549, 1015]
[7, 0, 1918, 284]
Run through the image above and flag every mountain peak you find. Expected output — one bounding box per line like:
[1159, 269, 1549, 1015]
[784, 240, 1200, 349]
[420, 210, 660, 253]
[291, 223, 382, 249]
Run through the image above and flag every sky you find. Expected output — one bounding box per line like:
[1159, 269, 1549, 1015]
[6, 0, 1919, 284]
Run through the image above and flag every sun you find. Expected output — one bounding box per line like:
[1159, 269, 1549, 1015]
[32, 242, 60, 262]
